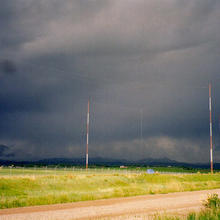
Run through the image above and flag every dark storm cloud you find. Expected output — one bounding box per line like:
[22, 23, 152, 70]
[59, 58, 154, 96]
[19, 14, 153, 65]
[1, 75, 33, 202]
[0, 59, 16, 75]
[0, 144, 14, 157]
[0, 0, 220, 162]
[0, 145, 9, 156]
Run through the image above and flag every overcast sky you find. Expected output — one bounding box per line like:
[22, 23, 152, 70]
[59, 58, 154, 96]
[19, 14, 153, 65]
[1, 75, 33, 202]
[0, 0, 220, 163]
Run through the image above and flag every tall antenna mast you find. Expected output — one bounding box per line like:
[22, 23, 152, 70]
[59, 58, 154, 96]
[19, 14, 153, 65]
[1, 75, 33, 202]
[86, 99, 90, 170]
[140, 108, 143, 150]
[209, 83, 213, 173]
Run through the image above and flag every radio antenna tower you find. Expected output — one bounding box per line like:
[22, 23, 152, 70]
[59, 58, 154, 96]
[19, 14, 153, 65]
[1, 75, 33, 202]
[140, 108, 143, 150]
[86, 99, 90, 170]
[209, 83, 213, 173]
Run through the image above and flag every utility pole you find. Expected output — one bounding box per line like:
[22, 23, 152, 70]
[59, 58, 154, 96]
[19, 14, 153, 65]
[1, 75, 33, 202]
[209, 83, 213, 174]
[86, 99, 90, 170]
[140, 108, 143, 149]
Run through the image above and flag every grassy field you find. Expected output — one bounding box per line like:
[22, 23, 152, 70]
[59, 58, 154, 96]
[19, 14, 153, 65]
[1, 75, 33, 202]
[0, 165, 212, 176]
[1, 167, 220, 209]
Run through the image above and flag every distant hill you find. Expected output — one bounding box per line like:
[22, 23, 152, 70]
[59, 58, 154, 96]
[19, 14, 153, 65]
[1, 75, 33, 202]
[0, 157, 219, 169]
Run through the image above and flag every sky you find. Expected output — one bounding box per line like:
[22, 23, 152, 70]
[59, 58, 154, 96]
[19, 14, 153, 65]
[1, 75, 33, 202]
[0, 0, 220, 163]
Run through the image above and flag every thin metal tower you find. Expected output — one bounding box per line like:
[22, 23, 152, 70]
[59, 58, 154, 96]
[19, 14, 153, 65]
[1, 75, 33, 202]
[140, 108, 143, 149]
[86, 99, 90, 170]
[209, 83, 213, 173]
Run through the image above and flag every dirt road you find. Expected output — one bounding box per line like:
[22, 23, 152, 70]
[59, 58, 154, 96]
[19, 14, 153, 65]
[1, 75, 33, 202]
[1, 189, 220, 220]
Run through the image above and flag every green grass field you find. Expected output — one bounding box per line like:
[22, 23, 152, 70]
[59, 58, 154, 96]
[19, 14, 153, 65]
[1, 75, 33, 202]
[1, 167, 220, 209]
[0, 165, 212, 176]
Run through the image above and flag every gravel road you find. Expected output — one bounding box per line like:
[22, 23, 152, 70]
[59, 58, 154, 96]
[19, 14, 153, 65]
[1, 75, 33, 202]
[1, 189, 220, 220]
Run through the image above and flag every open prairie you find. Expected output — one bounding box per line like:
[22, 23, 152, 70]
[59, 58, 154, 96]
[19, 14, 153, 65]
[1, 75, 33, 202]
[1, 167, 220, 209]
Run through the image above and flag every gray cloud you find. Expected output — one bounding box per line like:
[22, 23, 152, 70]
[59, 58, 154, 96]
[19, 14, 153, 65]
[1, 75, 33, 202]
[0, 0, 220, 162]
[0, 59, 17, 75]
[0, 144, 15, 158]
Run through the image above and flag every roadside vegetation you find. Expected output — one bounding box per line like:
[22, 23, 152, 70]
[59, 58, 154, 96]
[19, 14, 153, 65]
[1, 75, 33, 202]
[1, 167, 220, 209]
